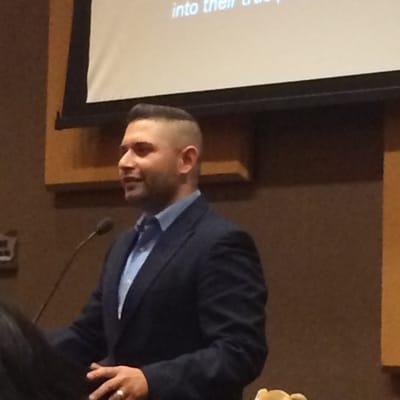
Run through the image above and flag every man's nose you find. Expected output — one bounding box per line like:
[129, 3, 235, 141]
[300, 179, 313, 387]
[118, 150, 136, 169]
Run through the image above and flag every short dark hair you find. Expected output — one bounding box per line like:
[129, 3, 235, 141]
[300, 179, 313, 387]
[126, 103, 198, 126]
[0, 302, 88, 400]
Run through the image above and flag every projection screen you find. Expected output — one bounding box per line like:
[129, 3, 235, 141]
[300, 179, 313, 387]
[87, 0, 400, 102]
[57, 0, 400, 128]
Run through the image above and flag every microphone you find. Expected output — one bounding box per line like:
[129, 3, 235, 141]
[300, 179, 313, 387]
[33, 217, 114, 325]
[95, 217, 114, 235]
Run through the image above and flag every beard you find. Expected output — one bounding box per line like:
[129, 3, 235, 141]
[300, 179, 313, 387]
[124, 172, 182, 214]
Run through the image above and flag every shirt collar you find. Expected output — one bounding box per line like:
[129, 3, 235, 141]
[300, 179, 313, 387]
[137, 190, 201, 232]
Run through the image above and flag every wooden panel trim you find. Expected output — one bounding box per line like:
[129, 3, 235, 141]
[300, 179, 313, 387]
[382, 101, 400, 366]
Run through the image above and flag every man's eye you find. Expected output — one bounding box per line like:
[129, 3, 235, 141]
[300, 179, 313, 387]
[134, 144, 153, 156]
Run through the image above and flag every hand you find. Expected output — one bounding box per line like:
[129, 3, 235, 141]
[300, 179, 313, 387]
[87, 363, 148, 400]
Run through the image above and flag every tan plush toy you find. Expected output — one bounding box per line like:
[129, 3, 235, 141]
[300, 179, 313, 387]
[255, 388, 307, 400]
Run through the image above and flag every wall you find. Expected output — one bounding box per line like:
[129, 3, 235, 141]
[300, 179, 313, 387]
[0, 1, 398, 399]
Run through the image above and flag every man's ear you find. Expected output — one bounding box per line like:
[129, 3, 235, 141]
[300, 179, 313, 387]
[178, 145, 199, 174]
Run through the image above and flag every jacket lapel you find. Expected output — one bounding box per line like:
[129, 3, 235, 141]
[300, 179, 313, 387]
[118, 196, 209, 331]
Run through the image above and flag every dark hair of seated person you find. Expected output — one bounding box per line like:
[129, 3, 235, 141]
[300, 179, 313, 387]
[0, 301, 89, 400]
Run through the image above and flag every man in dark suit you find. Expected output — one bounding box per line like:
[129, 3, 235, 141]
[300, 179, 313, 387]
[51, 104, 267, 400]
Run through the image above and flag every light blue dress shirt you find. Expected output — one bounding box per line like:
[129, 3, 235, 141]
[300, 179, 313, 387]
[118, 190, 201, 318]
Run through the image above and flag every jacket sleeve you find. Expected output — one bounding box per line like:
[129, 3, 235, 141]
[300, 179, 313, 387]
[48, 248, 112, 368]
[141, 229, 267, 400]
[48, 278, 108, 367]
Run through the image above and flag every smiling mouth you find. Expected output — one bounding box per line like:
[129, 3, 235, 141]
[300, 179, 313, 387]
[122, 176, 142, 184]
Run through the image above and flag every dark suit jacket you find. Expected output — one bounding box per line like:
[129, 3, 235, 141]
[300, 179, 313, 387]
[52, 196, 267, 400]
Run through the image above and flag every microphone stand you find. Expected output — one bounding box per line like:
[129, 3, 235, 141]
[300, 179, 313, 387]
[33, 231, 98, 325]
